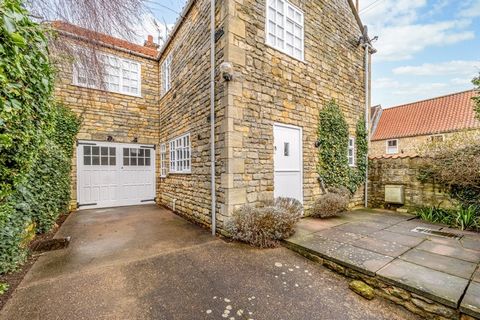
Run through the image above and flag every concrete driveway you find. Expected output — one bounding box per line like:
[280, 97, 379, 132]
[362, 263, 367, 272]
[1, 205, 419, 320]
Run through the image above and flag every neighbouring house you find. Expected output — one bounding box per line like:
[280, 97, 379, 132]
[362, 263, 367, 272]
[52, 0, 370, 232]
[370, 90, 480, 157]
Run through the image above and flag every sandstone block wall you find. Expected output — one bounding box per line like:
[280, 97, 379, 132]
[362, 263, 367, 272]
[54, 44, 160, 207]
[368, 156, 453, 211]
[222, 0, 367, 215]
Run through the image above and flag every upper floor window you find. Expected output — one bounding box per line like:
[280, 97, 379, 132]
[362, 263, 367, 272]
[161, 53, 173, 95]
[430, 134, 444, 142]
[266, 0, 304, 61]
[73, 52, 141, 97]
[169, 133, 191, 173]
[386, 139, 398, 154]
[348, 137, 355, 166]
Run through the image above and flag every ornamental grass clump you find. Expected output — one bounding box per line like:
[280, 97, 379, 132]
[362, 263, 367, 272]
[226, 197, 303, 248]
[312, 187, 351, 218]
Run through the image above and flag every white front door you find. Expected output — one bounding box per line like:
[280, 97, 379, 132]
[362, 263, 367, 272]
[273, 123, 303, 203]
[77, 141, 156, 209]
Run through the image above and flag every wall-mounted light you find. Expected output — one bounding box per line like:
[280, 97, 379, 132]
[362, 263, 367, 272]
[107, 136, 114, 142]
[219, 62, 233, 82]
[132, 137, 138, 143]
[314, 140, 321, 148]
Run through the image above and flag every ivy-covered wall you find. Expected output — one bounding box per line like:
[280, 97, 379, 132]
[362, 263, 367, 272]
[317, 100, 368, 194]
[0, 0, 80, 273]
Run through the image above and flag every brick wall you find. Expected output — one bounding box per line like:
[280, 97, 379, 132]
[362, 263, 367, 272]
[54, 43, 160, 207]
[368, 156, 453, 211]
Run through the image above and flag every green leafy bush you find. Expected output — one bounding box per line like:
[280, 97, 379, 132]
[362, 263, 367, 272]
[226, 198, 303, 248]
[0, 282, 9, 295]
[312, 187, 351, 218]
[0, 0, 80, 273]
[317, 100, 368, 193]
[415, 205, 479, 231]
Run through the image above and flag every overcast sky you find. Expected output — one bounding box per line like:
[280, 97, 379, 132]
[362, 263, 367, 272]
[141, 0, 480, 108]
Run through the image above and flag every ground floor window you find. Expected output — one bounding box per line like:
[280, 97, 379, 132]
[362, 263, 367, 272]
[169, 133, 191, 173]
[348, 137, 355, 166]
[160, 143, 167, 177]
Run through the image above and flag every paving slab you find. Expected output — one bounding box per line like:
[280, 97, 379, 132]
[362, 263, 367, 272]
[416, 240, 480, 263]
[326, 243, 394, 276]
[473, 267, 480, 283]
[334, 222, 385, 236]
[371, 230, 425, 247]
[286, 233, 344, 257]
[399, 249, 477, 279]
[377, 259, 469, 308]
[462, 237, 480, 252]
[352, 237, 411, 257]
[313, 228, 363, 244]
[295, 217, 348, 234]
[385, 225, 432, 239]
[460, 281, 480, 318]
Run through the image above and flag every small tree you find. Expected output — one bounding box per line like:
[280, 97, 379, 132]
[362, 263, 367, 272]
[473, 73, 480, 120]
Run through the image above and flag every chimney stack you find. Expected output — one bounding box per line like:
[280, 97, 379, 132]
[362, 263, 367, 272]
[144, 35, 159, 49]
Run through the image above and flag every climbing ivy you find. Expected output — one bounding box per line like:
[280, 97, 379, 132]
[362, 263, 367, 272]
[473, 73, 480, 120]
[317, 100, 368, 193]
[0, 0, 80, 273]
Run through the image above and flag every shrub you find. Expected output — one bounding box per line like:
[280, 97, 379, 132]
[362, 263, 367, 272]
[417, 136, 480, 207]
[415, 205, 479, 231]
[226, 197, 303, 248]
[312, 187, 351, 218]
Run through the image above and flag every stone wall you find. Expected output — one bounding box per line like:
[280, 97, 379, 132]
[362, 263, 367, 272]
[370, 130, 480, 157]
[157, 0, 228, 228]
[368, 156, 453, 211]
[221, 0, 367, 215]
[54, 42, 160, 208]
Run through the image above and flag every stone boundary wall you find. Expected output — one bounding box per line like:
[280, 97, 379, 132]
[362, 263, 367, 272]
[368, 156, 453, 211]
[284, 241, 474, 320]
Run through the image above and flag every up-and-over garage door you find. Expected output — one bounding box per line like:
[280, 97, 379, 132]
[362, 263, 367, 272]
[77, 141, 156, 209]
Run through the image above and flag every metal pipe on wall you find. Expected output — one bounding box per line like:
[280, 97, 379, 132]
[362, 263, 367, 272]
[210, 0, 216, 236]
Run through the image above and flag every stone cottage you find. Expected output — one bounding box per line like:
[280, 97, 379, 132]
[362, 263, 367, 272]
[370, 90, 480, 157]
[52, 0, 371, 233]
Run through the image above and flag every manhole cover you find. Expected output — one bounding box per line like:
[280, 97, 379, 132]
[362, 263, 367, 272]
[411, 227, 463, 239]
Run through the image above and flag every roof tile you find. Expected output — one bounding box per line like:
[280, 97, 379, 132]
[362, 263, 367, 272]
[372, 90, 480, 141]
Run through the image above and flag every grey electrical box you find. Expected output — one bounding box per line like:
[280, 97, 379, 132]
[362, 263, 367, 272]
[385, 185, 405, 204]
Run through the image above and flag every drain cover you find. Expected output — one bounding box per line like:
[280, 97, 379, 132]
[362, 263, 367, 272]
[411, 227, 463, 239]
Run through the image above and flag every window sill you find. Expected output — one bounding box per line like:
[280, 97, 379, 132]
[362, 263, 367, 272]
[72, 82, 142, 98]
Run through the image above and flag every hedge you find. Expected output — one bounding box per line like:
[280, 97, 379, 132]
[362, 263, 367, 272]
[0, 0, 80, 273]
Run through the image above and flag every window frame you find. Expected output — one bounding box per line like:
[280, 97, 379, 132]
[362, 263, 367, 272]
[348, 137, 356, 167]
[72, 51, 142, 97]
[386, 139, 399, 155]
[265, 0, 305, 61]
[169, 133, 191, 174]
[161, 53, 173, 96]
[160, 143, 167, 177]
[430, 134, 445, 142]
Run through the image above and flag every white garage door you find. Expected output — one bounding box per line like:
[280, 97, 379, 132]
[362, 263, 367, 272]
[274, 123, 303, 203]
[77, 141, 156, 209]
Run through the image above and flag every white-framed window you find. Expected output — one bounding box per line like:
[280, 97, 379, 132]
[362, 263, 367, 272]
[73, 52, 141, 97]
[160, 143, 167, 177]
[348, 137, 355, 166]
[265, 0, 304, 60]
[161, 53, 173, 95]
[430, 134, 445, 142]
[169, 133, 191, 173]
[386, 139, 399, 154]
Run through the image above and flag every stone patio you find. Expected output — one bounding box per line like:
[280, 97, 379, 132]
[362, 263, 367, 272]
[285, 209, 480, 319]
